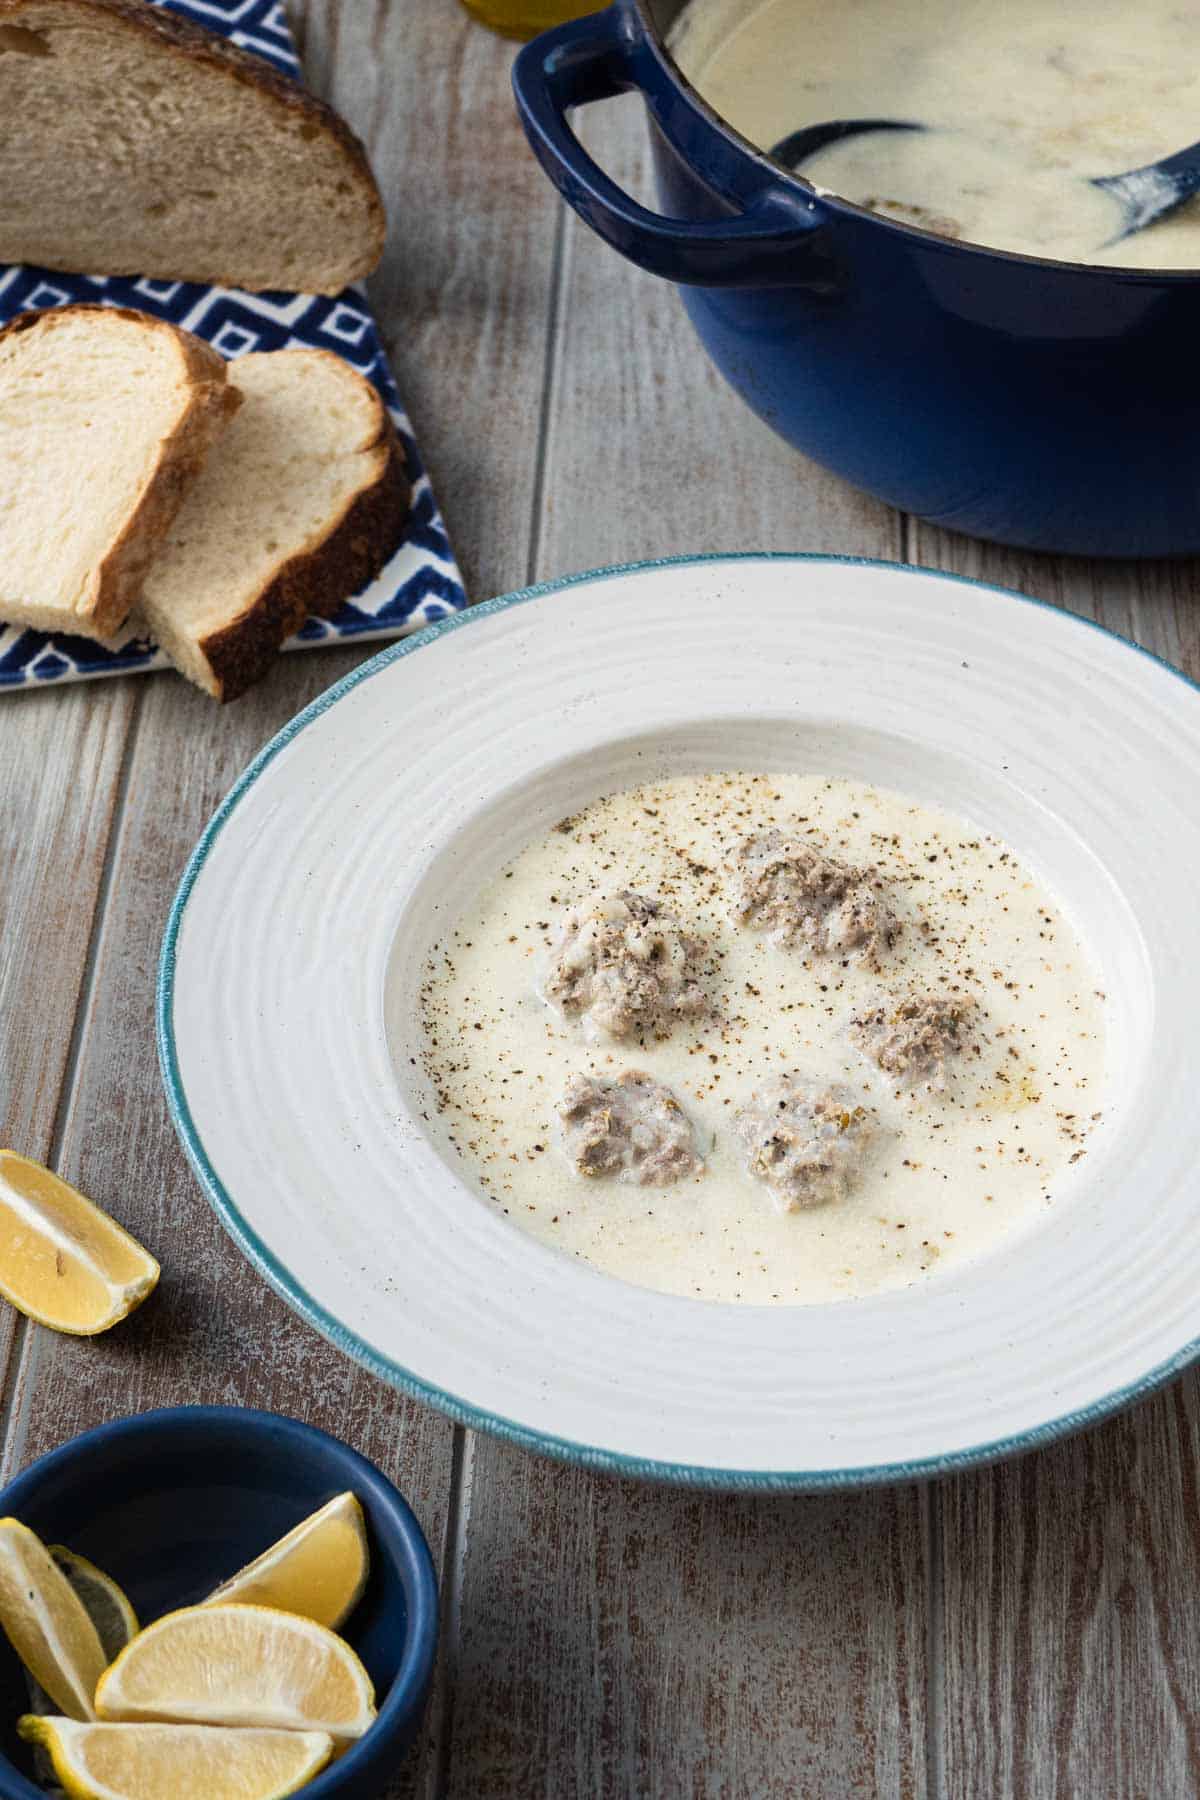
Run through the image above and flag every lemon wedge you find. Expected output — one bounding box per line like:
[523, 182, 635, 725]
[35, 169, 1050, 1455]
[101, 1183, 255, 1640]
[0, 1520, 107, 1720]
[95, 1602, 376, 1742]
[23, 1547, 138, 1790]
[0, 1151, 159, 1335]
[19, 1717, 334, 1800]
[204, 1492, 368, 1630]
[49, 1549, 139, 1662]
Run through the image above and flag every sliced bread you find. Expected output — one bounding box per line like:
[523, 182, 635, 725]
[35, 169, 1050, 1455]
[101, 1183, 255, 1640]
[0, 304, 236, 638]
[133, 348, 410, 702]
[0, 0, 385, 294]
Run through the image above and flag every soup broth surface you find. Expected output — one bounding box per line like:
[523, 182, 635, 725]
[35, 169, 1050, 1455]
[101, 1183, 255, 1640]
[419, 772, 1107, 1305]
[669, 0, 1200, 267]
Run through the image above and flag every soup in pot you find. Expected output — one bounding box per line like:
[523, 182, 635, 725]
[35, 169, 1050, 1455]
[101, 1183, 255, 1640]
[668, 0, 1200, 267]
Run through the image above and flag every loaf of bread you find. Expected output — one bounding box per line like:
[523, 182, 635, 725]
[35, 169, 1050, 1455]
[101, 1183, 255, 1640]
[0, 304, 236, 638]
[0, 0, 385, 294]
[132, 348, 410, 702]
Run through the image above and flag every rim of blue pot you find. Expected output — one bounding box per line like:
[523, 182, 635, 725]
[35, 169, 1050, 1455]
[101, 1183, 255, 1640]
[159, 552, 1200, 1492]
[0, 1405, 439, 1800]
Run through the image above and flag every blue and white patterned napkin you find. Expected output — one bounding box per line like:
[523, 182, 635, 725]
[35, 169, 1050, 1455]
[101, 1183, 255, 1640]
[0, 0, 466, 691]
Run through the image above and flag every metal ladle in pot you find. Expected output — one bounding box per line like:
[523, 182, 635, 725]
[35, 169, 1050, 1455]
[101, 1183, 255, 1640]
[770, 120, 1200, 246]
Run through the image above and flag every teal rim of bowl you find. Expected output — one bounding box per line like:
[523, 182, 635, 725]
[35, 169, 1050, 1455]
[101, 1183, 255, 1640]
[157, 551, 1200, 1491]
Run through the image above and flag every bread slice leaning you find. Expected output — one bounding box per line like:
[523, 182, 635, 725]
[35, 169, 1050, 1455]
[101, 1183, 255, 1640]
[0, 304, 236, 638]
[0, 0, 384, 294]
[133, 349, 411, 702]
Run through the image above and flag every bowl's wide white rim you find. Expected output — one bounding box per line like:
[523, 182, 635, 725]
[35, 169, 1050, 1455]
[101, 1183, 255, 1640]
[158, 552, 1200, 1492]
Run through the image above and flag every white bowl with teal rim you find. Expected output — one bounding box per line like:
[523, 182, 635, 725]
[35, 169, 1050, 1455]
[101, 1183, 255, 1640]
[159, 555, 1200, 1490]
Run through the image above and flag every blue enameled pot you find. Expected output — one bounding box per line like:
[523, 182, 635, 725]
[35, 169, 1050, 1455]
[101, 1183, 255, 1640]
[513, 1, 1200, 557]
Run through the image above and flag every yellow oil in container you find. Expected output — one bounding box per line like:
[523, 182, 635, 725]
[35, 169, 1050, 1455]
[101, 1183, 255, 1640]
[459, 0, 598, 40]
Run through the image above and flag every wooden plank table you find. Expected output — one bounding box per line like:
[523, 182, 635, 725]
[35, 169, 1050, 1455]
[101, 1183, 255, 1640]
[3, 2, 1200, 1792]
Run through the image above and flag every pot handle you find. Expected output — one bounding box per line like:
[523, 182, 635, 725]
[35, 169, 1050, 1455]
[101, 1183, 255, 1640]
[512, 9, 827, 287]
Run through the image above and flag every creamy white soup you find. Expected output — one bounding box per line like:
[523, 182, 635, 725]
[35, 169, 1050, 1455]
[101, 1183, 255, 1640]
[668, 0, 1200, 267]
[419, 773, 1106, 1307]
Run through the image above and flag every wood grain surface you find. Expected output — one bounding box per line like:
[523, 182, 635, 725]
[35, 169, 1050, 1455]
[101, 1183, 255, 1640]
[2, 1, 1199, 1795]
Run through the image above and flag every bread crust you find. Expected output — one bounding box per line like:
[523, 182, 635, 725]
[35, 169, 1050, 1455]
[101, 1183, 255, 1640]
[198, 391, 411, 702]
[0, 302, 238, 636]
[0, 0, 386, 291]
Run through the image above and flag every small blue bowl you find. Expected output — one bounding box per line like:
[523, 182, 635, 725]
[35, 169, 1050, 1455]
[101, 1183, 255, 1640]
[0, 1406, 439, 1800]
